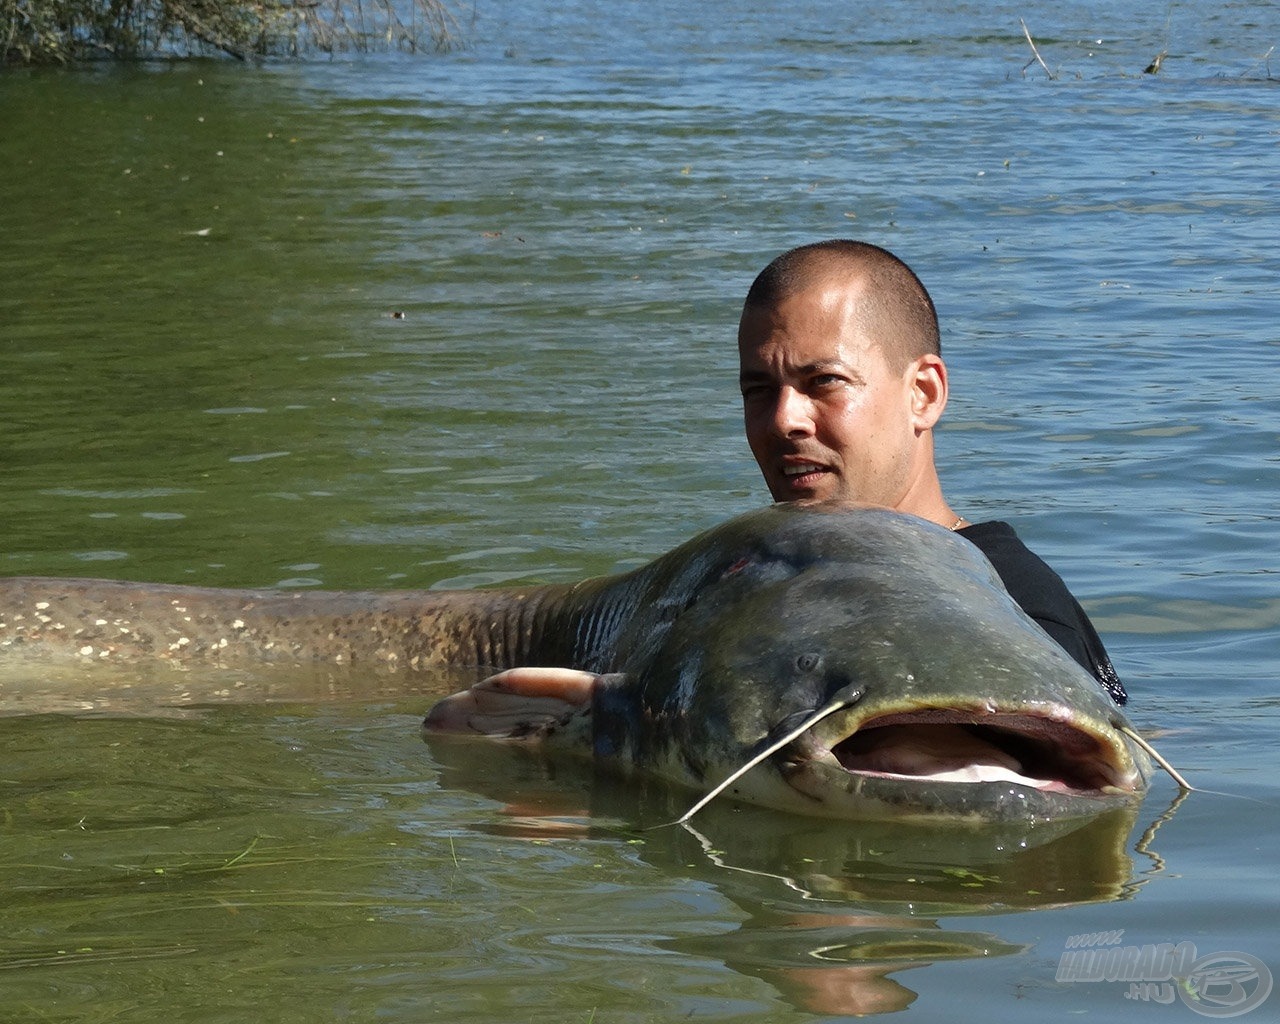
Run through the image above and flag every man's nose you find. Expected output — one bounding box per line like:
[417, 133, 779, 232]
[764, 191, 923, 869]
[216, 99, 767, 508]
[774, 385, 815, 437]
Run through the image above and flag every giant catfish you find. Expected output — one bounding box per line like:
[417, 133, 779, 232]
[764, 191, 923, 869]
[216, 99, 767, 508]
[0, 504, 1160, 821]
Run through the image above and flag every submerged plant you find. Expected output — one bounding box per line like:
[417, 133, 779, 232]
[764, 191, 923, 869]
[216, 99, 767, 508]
[1, 0, 459, 65]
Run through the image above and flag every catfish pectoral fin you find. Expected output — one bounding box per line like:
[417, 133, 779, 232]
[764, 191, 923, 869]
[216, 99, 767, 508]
[424, 667, 601, 740]
[481, 666, 599, 702]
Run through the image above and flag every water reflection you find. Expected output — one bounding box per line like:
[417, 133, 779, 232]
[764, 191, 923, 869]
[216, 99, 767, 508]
[428, 736, 1174, 1016]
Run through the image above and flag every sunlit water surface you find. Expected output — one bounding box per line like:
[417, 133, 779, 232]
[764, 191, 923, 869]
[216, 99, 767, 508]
[2, 0, 1278, 1019]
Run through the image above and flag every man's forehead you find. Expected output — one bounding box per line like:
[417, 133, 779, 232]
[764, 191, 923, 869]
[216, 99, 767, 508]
[779, 264, 871, 305]
[739, 289, 875, 358]
[741, 272, 869, 329]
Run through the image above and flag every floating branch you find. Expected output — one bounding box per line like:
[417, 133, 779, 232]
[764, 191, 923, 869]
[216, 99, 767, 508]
[1020, 18, 1057, 80]
[1240, 45, 1275, 80]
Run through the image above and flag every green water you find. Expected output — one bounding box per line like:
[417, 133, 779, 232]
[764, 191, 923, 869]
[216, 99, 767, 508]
[3, 2, 1280, 1018]
[3, 707, 507, 1021]
[0, 706, 1167, 1022]
[4, 64, 747, 592]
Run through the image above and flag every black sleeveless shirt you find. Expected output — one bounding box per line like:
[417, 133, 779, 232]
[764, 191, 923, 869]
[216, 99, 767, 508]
[958, 520, 1127, 705]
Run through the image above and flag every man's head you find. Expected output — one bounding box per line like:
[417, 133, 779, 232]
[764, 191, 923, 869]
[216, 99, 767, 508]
[738, 240, 951, 519]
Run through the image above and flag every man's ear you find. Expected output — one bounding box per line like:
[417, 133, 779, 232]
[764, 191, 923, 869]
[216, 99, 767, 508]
[908, 354, 948, 431]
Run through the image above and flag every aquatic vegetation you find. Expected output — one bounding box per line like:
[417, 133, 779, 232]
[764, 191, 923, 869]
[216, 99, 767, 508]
[1, 0, 458, 65]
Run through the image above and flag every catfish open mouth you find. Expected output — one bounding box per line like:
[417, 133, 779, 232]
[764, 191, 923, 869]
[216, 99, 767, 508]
[826, 709, 1134, 794]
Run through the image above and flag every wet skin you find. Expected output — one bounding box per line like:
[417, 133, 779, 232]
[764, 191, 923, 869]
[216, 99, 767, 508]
[737, 277, 950, 525]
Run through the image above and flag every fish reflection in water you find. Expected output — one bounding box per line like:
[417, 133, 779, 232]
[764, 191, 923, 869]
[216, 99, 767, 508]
[428, 737, 1180, 1016]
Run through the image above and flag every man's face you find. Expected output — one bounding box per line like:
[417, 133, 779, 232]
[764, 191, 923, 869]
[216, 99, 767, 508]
[737, 280, 925, 508]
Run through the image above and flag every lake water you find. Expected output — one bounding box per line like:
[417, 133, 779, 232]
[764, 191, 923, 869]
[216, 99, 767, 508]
[2, 0, 1278, 1019]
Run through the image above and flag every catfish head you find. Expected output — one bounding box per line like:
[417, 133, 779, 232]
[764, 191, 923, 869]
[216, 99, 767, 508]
[425, 505, 1156, 823]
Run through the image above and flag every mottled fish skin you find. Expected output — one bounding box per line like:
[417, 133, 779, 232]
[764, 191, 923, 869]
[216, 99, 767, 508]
[0, 571, 654, 678]
[422, 505, 1152, 822]
[562, 506, 1150, 820]
[2, 504, 1151, 820]
[0, 504, 944, 678]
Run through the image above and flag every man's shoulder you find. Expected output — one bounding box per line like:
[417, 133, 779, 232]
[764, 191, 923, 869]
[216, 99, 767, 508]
[957, 520, 1066, 593]
[955, 519, 1127, 705]
[955, 519, 1030, 552]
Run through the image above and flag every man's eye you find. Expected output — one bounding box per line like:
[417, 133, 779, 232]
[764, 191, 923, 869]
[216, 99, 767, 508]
[809, 374, 845, 390]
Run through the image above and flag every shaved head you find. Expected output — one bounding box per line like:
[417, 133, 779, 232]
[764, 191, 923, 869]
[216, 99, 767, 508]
[742, 240, 940, 371]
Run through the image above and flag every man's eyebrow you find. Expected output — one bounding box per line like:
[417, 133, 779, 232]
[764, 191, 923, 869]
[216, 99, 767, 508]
[739, 360, 858, 385]
[797, 359, 851, 376]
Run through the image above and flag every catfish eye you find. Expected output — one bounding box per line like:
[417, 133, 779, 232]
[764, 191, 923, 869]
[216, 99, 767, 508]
[795, 652, 822, 673]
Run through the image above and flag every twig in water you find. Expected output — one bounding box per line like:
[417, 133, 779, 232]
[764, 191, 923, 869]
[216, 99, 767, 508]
[1240, 45, 1275, 79]
[222, 835, 263, 868]
[1020, 18, 1057, 80]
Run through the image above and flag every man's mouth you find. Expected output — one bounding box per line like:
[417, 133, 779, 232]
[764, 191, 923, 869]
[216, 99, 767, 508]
[779, 462, 831, 493]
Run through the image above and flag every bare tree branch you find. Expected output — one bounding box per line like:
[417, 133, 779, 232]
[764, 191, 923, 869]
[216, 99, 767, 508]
[1020, 18, 1056, 81]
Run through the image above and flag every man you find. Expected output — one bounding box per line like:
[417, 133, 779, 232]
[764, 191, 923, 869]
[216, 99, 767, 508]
[738, 239, 1126, 704]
